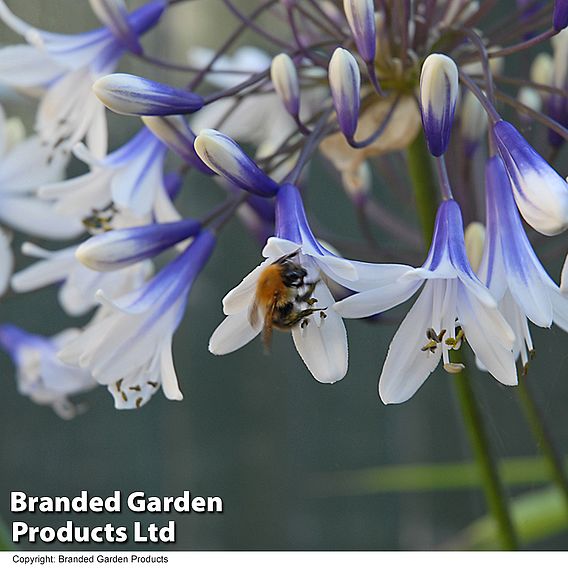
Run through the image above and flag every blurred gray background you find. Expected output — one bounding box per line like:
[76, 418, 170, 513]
[0, 0, 567, 551]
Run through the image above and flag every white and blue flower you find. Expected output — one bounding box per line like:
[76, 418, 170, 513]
[335, 199, 517, 404]
[58, 230, 216, 409]
[209, 183, 361, 384]
[477, 155, 568, 367]
[0, 325, 97, 419]
[0, 0, 166, 157]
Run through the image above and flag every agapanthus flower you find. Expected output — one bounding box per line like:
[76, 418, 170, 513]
[477, 155, 568, 368]
[38, 128, 179, 220]
[58, 230, 216, 409]
[0, 0, 166, 157]
[492, 120, 568, 236]
[209, 183, 359, 384]
[0, 325, 97, 419]
[335, 200, 517, 404]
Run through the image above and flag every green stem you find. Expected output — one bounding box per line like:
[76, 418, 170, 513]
[518, 378, 568, 511]
[406, 132, 439, 246]
[455, 367, 519, 550]
[406, 138, 518, 550]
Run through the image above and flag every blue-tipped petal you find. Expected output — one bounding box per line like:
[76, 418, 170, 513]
[194, 129, 279, 197]
[493, 120, 568, 236]
[554, 0, 568, 30]
[142, 115, 214, 175]
[328, 47, 361, 140]
[271, 53, 300, 118]
[343, 0, 376, 63]
[76, 219, 202, 272]
[420, 54, 459, 157]
[93, 73, 204, 116]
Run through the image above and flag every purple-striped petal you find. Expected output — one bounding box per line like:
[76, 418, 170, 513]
[493, 120, 568, 235]
[343, 0, 376, 63]
[420, 54, 459, 157]
[76, 219, 202, 272]
[93, 73, 204, 116]
[194, 129, 279, 197]
[329, 47, 361, 139]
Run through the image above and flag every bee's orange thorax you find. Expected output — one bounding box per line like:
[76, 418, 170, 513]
[256, 265, 291, 307]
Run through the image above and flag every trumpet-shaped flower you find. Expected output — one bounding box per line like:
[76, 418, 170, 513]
[335, 199, 517, 404]
[0, 325, 97, 419]
[0, 0, 166, 157]
[58, 231, 216, 409]
[39, 128, 179, 219]
[209, 183, 360, 384]
[477, 155, 568, 366]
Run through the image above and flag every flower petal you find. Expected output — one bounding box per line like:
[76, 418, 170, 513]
[209, 309, 262, 355]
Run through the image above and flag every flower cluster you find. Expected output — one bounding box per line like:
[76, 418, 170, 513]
[0, 0, 567, 414]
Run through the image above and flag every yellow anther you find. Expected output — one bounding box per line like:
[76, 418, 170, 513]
[444, 362, 465, 374]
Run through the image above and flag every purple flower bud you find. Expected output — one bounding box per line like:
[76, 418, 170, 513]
[93, 73, 204, 116]
[343, 0, 376, 64]
[420, 53, 459, 156]
[553, 0, 568, 30]
[329, 47, 361, 140]
[194, 129, 279, 197]
[271, 53, 301, 118]
[76, 219, 202, 271]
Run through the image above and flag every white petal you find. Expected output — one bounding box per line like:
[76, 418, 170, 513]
[261, 236, 301, 258]
[457, 284, 517, 386]
[221, 262, 266, 315]
[85, 102, 108, 160]
[0, 196, 84, 239]
[160, 338, 183, 401]
[0, 45, 63, 87]
[550, 287, 568, 332]
[209, 309, 262, 355]
[379, 281, 441, 404]
[291, 281, 348, 383]
[0, 228, 13, 295]
[11, 247, 75, 293]
[334, 278, 421, 318]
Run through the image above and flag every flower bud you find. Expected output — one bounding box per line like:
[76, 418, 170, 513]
[194, 129, 279, 197]
[76, 219, 201, 272]
[419, 53, 459, 156]
[270, 53, 300, 118]
[464, 222, 485, 273]
[89, 0, 143, 54]
[493, 120, 568, 236]
[553, 0, 568, 31]
[93, 73, 204, 116]
[460, 90, 488, 156]
[329, 47, 361, 140]
[343, 0, 376, 63]
[142, 115, 214, 175]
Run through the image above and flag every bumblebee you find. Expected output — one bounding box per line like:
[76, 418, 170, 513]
[249, 250, 326, 350]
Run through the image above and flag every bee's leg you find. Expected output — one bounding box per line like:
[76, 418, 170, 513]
[284, 306, 327, 328]
[296, 280, 320, 304]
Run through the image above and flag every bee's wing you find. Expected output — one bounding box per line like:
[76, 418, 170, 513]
[249, 297, 260, 328]
[261, 303, 276, 353]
